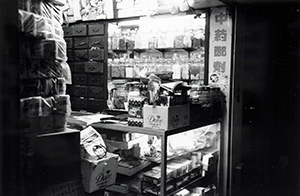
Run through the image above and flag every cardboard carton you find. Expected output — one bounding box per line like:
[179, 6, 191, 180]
[143, 104, 190, 130]
[81, 153, 118, 193]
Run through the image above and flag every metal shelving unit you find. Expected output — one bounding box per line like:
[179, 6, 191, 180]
[92, 119, 220, 196]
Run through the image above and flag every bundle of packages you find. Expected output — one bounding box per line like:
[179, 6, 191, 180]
[80, 126, 119, 193]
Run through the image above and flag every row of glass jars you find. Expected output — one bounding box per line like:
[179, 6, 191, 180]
[108, 28, 204, 50]
[108, 57, 205, 80]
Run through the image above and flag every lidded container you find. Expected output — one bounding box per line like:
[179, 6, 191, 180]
[189, 85, 212, 121]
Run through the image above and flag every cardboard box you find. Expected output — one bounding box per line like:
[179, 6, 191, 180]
[143, 104, 190, 130]
[117, 159, 151, 176]
[104, 135, 148, 151]
[81, 153, 118, 193]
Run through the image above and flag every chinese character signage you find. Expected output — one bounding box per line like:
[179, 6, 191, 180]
[209, 7, 232, 99]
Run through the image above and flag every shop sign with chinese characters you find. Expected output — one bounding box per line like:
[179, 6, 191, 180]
[209, 7, 232, 99]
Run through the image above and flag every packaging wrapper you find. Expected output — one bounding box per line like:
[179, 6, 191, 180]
[19, 39, 31, 58]
[40, 58, 53, 77]
[41, 1, 53, 19]
[80, 126, 106, 161]
[52, 113, 67, 132]
[56, 39, 67, 61]
[53, 94, 71, 115]
[39, 97, 55, 133]
[42, 1, 64, 24]
[128, 96, 146, 118]
[40, 78, 54, 97]
[20, 58, 28, 79]
[30, 39, 44, 58]
[53, 19, 64, 39]
[20, 96, 43, 133]
[35, 14, 47, 38]
[34, 15, 56, 39]
[41, 97, 54, 116]
[21, 78, 66, 98]
[54, 77, 66, 94]
[18, 9, 61, 39]
[40, 116, 53, 133]
[19, 10, 37, 37]
[45, 18, 54, 39]
[43, 39, 57, 59]
[81, 152, 118, 193]
[20, 117, 41, 133]
[20, 96, 43, 119]
[60, 61, 72, 84]
[20, 95, 71, 133]
[43, 39, 67, 61]
[40, 59, 62, 78]
[19, 0, 31, 11]
[107, 80, 128, 110]
[27, 59, 41, 79]
[20, 79, 42, 98]
[30, 0, 42, 15]
[52, 0, 65, 6]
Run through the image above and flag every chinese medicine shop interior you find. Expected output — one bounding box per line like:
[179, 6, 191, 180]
[2, 0, 300, 196]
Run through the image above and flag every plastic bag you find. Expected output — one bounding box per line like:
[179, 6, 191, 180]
[56, 60, 72, 84]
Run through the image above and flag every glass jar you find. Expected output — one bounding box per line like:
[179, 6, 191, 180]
[189, 86, 212, 120]
[210, 87, 224, 119]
